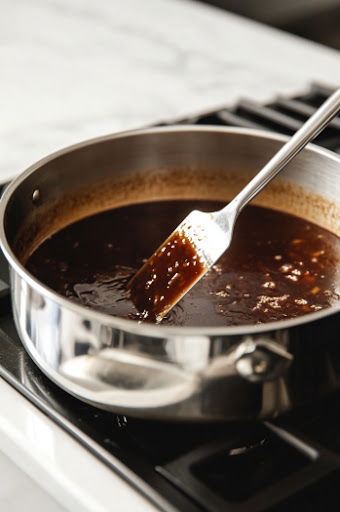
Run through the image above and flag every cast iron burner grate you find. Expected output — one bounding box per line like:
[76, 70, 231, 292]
[1, 83, 340, 512]
[157, 82, 340, 154]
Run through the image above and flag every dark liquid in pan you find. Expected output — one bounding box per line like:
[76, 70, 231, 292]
[26, 200, 340, 326]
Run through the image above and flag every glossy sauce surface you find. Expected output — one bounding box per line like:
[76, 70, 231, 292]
[26, 200, 340, 326]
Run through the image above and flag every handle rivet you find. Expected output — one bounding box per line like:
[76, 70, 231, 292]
[254, 360, 269, 374]
[32, 189, 40, 203]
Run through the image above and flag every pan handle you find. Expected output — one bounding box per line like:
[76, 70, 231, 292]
[234, 337, 293, 383]
[205, 337, 293, 383]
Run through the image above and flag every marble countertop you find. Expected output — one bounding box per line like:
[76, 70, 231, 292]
[0, 449, 63, 512]
[0, 0, 339, 510]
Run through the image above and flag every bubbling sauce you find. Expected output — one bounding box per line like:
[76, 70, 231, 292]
[26, 200, 340, 327]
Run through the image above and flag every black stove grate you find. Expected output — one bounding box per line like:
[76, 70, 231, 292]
[0, 83, 340, 512]
[157, 82, 340, 154]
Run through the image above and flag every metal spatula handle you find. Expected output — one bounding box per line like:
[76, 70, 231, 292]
[219, 88, 340, 222]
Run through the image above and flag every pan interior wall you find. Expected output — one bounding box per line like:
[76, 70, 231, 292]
[13, 166, 340, 263]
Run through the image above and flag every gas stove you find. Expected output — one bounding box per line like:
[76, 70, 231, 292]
[1, 83, 340, 512]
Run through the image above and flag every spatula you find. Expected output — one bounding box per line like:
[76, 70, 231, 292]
[128, 88, 340, 322]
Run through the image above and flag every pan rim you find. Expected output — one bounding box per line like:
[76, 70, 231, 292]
[1, 125, 339, 338]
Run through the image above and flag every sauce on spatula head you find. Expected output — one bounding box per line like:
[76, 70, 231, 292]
[128, 230, 207, 321]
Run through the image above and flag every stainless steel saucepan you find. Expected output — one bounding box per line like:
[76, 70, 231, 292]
[0, 126, 339, 422]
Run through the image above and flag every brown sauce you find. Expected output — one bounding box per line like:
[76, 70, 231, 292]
[26, 200, 340, 327]
[128, 230, 206, 321]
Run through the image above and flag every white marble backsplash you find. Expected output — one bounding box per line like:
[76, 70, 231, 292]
[1, 0, 340, 182]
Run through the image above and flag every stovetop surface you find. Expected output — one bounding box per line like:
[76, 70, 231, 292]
[1, 83, 340, 512]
